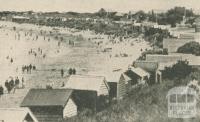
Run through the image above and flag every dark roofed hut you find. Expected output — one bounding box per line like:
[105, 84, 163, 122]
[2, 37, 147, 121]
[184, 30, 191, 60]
[124, 67, 150, 86]
[133, 61, 162, 84]
[21, 89, 77, 122]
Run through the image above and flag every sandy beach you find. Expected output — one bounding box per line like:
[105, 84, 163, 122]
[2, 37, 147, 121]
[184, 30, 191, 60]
[0, 21, 150, 107]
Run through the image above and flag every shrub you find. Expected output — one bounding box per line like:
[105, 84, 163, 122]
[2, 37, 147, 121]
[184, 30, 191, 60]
[177, 41, 200, 56]
[162, 60, 193, 81]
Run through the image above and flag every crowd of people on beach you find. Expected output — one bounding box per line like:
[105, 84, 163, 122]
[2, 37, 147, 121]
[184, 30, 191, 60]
[28, 47, 46, 58]
[0, 76, 25, 97]
[61, 68, 76, 77]
[22, 64, 36, 74]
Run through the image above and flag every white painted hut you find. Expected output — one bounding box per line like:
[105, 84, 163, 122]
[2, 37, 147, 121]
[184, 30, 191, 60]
[65, 75, 109, 96]
[0, 108, 38, 122]
[65, 75, 110, 111]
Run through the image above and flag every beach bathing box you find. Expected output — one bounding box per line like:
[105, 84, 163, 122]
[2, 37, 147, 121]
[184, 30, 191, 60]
[105, 70, 130, 99]
[65, 75, 110, 111]
[133, 60, 162, 84]
[0, 108, 38, 122]
[21, 89, 77, 122]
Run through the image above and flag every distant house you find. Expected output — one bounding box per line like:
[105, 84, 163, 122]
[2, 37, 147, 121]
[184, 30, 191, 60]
[153, 24, 171, 30]
[12, 16, 30, 23]
[1, 17, 7, 21]
[142, 21, 158, 28]
[146, 54, 182, 70]
[21, 89, 77, 122]
[163, 38, 193, 53]
[0, 108, 38, 122]
[115, 12, 125, 17]
[133, 61, 162, 84]
[179, 33, 195, 39]
[195, 17, 200, 32]
[65, 75, 110, 111]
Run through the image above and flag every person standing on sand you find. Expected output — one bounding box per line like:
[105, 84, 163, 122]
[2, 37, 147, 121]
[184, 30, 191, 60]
[15, 77, 20, 88]
[72, 68, 76, 75]
[0, 85, 4, 98]
[5, 80, 9, 93]
[29, 64, 32, 74]
[61, 69, 64, 77]
[13, 85, 16, 94]
[22, 77, 25, 88]
[10, 78, 14, 87]
[10, 58, 13, 63]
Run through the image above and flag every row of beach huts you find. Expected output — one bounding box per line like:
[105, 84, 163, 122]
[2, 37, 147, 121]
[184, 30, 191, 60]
[1, 36, 200, 122]
[0, 61, 165, 122]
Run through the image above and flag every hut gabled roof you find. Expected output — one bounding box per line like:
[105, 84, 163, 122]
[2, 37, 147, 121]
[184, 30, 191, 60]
[65, 75, 109, 92]
[0, 108, 38, 122]
[21, 89, 73, 107]
[133, 60, 159, 73]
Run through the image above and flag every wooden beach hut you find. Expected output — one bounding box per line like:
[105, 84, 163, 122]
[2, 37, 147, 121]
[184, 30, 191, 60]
[133, 61, 162, 84]
[65, 75, 110, 111]
[124, 67, 150, 85]
[0, 108, 38, 122]
[21, 89, 77, 122]
[105, 70, 130, 100]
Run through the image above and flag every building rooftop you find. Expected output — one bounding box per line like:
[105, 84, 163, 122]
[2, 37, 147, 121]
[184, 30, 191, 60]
[65, 75, 108, 92]
[133, 60, 159, 72]
[0, 108, 38, 122]
[21, 89, 73, 107]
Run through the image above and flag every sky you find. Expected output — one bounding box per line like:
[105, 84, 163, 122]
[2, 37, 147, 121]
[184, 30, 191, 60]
[0, 0, 199, 13]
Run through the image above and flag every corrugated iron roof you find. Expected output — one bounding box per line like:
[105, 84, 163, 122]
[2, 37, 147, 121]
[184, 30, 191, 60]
[65, 75, 107, 92]
[134, 60, 159, 73]
[146, 54, 182, 63]
[130, 67, 150, 78]
[21, 89, 73, 107]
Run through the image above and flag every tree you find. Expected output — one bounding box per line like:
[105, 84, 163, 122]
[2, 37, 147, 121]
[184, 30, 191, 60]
[148, 10, 156, 22]
[152, 7, 194, 27]
[134, 10, 147, 22]
[162, 60, 193, 80]
[177, 41, 200, 56]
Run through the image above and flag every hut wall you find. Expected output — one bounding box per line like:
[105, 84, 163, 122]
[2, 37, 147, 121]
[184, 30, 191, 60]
[72, 90, 97, 111]
[108, 82, 117, 98]
[98, 81, 109, 96]
[30, 106, 63, 122]
[63, 98, 77, 118]
[117, 76, 126, 99]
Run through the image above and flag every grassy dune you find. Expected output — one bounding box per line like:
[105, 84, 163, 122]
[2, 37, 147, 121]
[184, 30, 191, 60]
[66, 74, 200, 122]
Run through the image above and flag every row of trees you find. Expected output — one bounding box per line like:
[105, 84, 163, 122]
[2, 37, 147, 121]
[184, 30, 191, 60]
[96, 7, 195, 27]
[144, 27, 170, 48]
